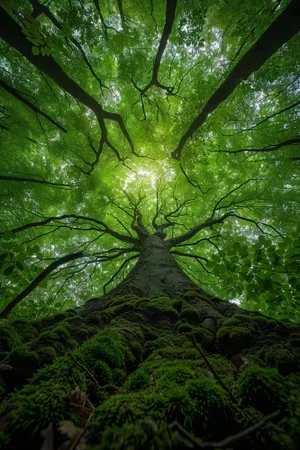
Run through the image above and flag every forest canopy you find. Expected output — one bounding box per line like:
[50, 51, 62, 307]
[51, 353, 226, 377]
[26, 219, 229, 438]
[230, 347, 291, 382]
[0, 0, 299, 321]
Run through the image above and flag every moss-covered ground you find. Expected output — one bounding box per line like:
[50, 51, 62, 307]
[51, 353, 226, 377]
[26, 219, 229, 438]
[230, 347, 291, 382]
[1, 292, 300, 449]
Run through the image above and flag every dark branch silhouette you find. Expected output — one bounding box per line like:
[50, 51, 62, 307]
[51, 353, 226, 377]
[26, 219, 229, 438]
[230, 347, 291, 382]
[172, 0, 300, 159]
[0, 79, 67, 132]
[0, 214, 140, 246]
[224, 101, 300, 136]
[0, 174, 70, 188]
[216, 136, 300, 154]
[134, 0, 177, 95]
[0, 6, 134, 169]
[29, 0, 107, 90]
[0, 251, 86, 319]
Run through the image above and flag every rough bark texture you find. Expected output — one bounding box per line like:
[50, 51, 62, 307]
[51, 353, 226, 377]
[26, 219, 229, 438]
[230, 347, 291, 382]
[87, 236, 202, 305]
[1, 239, 300, 450]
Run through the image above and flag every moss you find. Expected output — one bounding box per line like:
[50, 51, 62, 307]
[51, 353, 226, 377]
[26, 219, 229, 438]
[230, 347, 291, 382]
[88, 419, 182, 450]
[172, 299, 184, 312]
[236, 366, 287, 413]
[0, 324, 21, 353]
[185, 377, 233, 438]
[11, 320, 38, 342]
[157, 364, 196, 388]
[192, 327, 214, 347]
[83, 312, 104, 326]
[236, 407, 296, 450]
[4, 356, 82, 434]
[222, 317, 242, 327]
[143, 334, 174, 355]
[111, 368, 126, 385]
[38, 346, 57, 365]
[179, 306, 200, 324]
[139, 300, 179, 321]
[9, 347, 39, 371]
[230, 314, 277, 330]
[217, 325, 255, 355]
[177, 323, 193, 333]
[73, 328, 131, 375]
[10, 381, 70, 430]
[257, 343, 300, 375]
[94, 360, 112, 382]
[149, 345, 199, 361]
[126, 368, 151, 391]
[289, 333, 300, 347]
[166, 386, 195, 427]
[90, 393, 166, 437]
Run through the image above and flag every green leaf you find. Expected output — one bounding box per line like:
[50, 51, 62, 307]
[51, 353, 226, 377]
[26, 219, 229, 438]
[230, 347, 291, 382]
[4, 265, 15, 276]
[32, 46, 40, 55]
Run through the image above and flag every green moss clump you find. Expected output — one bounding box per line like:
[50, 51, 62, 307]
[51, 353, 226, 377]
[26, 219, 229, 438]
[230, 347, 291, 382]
[90, 393, 166, 437]
[94, 360, 112, 382]
[179, 306, 200, 324]
[185, 378, 233, 438]
[126, 368, 151, 391]
[89, 419, 181, 450]
[9, 347, 39, 371]
[257, 343, 300, 375]
[139, 299, 179, 321]
[166, 386, 195, 426]
[156, 364, 195, 388]
[0, 324, 21, 353]
[10, 382, 69, 430]
[236, 366, 287, 413]
[177, 323, 193, 333]
[217, 325, 254, 355]
[11, 320, 38, 342]
[38, 346, 57, 365]
[172, 299, 184, 312]
[73, 328, 131, 376]
[192, 327, 214, 347]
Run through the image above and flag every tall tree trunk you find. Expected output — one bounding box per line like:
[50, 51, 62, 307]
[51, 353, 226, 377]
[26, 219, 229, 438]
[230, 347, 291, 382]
[108, 235, 201, 297]
[1, 246, 300, 450]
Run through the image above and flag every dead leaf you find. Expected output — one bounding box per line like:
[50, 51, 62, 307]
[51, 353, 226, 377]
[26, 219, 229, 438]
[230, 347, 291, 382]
[69, 386, 94, 421]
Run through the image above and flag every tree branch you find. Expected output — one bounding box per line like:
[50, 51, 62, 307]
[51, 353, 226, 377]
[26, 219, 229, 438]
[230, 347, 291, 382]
[166, 212, 233, 248]
[0, 214, 140, 246]
[172, 0, 300, 159]
[216, 137, 300, 154]
[29, 0, 107, 90]
[0, 251, 86, 319]
[0, 174, 70, 188]
[0, 79, 67, 132]
[0, 6, 133, 167]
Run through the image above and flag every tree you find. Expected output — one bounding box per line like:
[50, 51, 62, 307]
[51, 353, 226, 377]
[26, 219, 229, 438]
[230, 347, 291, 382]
[0, 0, 300, 449]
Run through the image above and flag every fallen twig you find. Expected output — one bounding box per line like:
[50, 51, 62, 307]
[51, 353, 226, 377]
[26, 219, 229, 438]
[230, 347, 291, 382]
[169, 410, 280, 448]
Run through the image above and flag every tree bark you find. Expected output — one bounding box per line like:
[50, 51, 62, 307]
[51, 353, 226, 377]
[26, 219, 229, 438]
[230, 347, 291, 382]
[87, 235, 201, 306]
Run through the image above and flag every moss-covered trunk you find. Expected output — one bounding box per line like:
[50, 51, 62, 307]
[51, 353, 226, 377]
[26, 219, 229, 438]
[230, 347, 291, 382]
[1, 269, 300, 449]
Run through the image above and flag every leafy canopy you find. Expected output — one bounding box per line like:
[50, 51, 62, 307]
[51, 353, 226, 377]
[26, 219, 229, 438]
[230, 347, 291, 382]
[0, 0, 299, 320]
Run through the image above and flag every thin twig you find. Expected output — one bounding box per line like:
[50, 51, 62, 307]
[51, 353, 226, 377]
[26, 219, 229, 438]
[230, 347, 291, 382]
[169, 409, 280, 448]
[189, 333, 237, 403]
